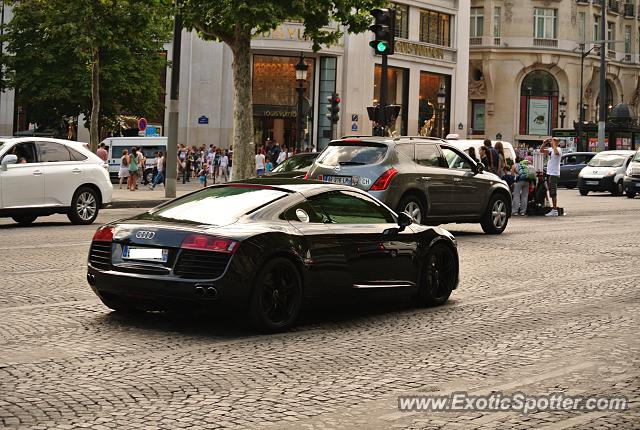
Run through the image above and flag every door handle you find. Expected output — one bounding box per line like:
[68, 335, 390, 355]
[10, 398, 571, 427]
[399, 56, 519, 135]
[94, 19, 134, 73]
[72, 168, 82, 174]
[33, 171, 43, 176]
[453, 178, 462, 183]
[420, 176, 431, 182]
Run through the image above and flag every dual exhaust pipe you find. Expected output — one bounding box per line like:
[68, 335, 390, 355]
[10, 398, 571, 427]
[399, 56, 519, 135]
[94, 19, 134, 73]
[194, 285, 218, 299]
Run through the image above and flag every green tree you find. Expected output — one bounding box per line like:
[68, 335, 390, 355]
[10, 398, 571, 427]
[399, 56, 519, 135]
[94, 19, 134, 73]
[181, 0, 386, 180]
[2, 0, 172, 150]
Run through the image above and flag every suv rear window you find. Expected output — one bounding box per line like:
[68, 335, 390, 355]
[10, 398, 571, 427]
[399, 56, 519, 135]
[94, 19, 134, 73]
[317, 142, 387, 166]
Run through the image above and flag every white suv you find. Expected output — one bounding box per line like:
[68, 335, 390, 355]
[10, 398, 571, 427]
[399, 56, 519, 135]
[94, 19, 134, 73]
[0, 137, 113, 225]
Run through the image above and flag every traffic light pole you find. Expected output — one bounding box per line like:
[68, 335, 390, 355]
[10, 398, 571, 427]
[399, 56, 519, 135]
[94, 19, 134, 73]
[165, 2, 182, 199]
[375, 54, 389, 136]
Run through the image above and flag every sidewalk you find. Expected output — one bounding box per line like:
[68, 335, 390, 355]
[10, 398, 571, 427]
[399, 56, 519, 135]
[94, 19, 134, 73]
[107, 181, 205, 209]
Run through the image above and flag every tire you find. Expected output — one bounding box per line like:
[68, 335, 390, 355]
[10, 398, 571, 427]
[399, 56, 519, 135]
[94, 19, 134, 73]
[579, 189, 589, 196]
[398, 194, 425, 225]
[415, 243, 457, 307]
[627, 191, 637, 199]
[67, 187, 100, 225]
[12, 215, 37, 225]
[480, 194, 509, 234]
[612, 180, 623, 196]
[248, 257, 303, 333]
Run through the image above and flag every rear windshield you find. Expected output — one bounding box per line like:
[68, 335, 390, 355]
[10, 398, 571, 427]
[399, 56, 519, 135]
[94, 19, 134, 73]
[272, 154, 316, 173]
[317, 142, 387, 166]
[588, 154, 627, 168]
[144, 186, 288, 225]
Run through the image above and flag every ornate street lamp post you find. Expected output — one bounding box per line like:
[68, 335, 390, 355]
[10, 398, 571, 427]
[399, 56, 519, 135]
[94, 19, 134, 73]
[559, 95, 567, 128]
[437, 85, 446, 138]
[295, 53, 309, 153]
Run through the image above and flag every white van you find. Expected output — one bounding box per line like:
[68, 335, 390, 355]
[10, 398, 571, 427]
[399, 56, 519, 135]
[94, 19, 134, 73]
[102, 137, 167, 183]
[445, 136, 517, 167]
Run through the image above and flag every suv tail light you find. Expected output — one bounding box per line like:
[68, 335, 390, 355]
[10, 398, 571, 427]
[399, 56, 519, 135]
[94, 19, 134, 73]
[181, 234, 238, 253]
[370, 168, 398, 191]
[92, 226, 114, 242]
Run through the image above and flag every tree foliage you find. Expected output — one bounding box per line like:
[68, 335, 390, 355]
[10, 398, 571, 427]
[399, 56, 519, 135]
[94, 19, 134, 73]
[181, 0, 386, 179]
[1, 0, 173, 144]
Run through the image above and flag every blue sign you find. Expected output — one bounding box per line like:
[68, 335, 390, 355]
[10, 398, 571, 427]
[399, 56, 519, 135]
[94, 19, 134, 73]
[145, 126, 159, 137]
[351, 123, 358, 132]
[351, 114, 359, 122]
[198, 115, 209, 125]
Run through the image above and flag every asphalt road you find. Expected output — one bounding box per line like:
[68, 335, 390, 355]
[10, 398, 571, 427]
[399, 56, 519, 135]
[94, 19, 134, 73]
[0, 189, 638, 429]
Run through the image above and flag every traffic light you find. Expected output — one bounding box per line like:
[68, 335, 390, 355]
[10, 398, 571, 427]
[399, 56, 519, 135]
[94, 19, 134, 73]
[327, 93, 340, 124]
[369, 8, 396, 55]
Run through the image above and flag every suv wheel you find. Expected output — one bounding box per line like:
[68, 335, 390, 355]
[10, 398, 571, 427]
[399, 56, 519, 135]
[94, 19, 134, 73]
[398, 195, 425, 225]
[579, 189, 589, 196]
[627, 191, 637, 198]
[68, 187, 100, 225]
[12, 215, 37, 225]
[481, 194, 509, 234]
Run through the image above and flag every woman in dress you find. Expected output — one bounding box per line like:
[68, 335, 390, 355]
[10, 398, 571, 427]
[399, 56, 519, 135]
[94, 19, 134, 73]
[118, 149, 130, 189]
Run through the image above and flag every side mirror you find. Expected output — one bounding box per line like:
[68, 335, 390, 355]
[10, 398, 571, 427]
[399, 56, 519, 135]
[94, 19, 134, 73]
[397, 211, 413, 231]
[474, 162, 485, 175]
[1, 154, 18, 171]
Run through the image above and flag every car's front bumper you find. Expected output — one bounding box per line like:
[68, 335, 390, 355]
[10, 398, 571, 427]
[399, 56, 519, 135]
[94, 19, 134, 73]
[578, 176, 616, 192]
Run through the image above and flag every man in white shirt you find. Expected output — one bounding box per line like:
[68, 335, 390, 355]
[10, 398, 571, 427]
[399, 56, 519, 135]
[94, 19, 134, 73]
[541, 137, 562, 217]
[219, 151, 229, 183]
[255, 151, 266, 176]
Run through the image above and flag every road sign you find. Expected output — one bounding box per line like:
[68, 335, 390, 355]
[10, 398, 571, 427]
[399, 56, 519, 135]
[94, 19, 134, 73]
[198, 115, 209, 125]
[137, 118, 147, 132]
[351, 114, 359, 122]
[351, 123, 358, 132]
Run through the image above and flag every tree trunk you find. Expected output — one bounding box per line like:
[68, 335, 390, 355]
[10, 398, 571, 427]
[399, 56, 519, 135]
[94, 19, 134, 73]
[90, 47, 100, 152]
[229, 31, 255, 180]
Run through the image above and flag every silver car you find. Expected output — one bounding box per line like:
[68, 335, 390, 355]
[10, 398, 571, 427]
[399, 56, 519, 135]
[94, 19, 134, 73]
[306, 136, 512, 234]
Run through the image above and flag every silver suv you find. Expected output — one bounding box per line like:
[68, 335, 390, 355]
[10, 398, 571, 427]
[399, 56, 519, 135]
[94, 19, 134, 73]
[306, 136, 512, 234]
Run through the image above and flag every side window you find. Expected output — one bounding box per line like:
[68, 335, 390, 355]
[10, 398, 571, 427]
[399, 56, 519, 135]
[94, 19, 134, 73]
[308, 191, 395, 224]
[395, 143, 415, 161]
[441, 147, 473, 171]
[281, 201, 324, 223]
[68, 147, 88, 161]
[415, 144, 442, 167]
[6, 142, 37, 163]
[564, 155, 577, 165]
[37, 142, 72, 162]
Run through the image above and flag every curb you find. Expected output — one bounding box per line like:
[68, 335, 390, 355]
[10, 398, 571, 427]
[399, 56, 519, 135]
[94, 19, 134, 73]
[105, 199, 169, 210]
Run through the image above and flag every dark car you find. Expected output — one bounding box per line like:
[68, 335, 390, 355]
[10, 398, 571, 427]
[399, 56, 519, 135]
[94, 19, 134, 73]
[265, 152, 319, 178]
[87, 179, 459, 332]
[559, 152, 596, 188]
[306, 136, 512, 234]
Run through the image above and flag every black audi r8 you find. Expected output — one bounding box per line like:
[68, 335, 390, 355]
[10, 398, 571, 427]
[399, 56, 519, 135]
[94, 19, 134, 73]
[87, 179, 459, 332]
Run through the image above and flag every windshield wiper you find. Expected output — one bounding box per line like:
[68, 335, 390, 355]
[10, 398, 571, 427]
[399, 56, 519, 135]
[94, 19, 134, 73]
[339, 161, 366, 166]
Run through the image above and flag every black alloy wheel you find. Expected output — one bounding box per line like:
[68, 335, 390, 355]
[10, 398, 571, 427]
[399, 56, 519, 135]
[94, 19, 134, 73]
[416, 243, 456, 306]
[480, 194, 509, 234]
[249, 257, 302, 332]
[12, 215, 37, 225]
[68, 187, 100, 225]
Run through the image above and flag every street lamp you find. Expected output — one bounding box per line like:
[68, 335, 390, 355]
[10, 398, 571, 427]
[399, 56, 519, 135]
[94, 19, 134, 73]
[437, 84, 446, 138]
[295, 53, 309, 153]
[559, 95, 567, 128]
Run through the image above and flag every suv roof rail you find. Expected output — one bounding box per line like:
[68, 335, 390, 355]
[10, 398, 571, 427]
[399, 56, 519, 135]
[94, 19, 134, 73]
[394, 136, 448, 143]
[338, 135, 376, 139]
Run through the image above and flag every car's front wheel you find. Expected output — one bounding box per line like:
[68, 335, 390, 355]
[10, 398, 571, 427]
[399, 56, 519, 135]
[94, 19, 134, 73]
[68, 187, 100, 225]
[416, 243, 456, 307]
[12, 215, 37, 225]
[480, 194, 509, 234]
[398, 194, 425, 225]
[612, 180, 623, 196]
[579, 189, 589, 196]
[249, 257, 302, 333]
[627, 191, 637, 199]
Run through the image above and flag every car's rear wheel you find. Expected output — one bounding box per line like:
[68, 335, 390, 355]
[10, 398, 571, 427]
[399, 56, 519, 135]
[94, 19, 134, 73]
[398, 194, 425, 224]
[249, 257, 302, 333]
[627, 191, 637, 198]
[613, 180, 623, 196]
[480, 194, 509, 234]
[579, 189, 589, 196]
[68, 187, 100, 225]
[12, 215, 37, 225]
[416, 243, 456, 307]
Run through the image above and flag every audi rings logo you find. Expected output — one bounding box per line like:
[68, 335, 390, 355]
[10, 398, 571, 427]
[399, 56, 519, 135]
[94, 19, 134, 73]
[135, 231, 156, 240]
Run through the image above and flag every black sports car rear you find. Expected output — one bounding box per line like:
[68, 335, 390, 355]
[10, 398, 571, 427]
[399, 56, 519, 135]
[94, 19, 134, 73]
[87, 179, 459, 332]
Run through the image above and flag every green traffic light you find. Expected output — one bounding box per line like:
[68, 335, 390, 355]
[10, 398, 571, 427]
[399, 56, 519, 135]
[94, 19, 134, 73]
[376, 41, 388, 53]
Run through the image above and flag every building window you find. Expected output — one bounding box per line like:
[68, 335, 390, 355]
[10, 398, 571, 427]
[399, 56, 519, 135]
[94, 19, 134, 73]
[418, 72, 451, 137]
[578, 12, 586, 42]
[471, 100, 485, 135]
[533, 8, 557, 40]
[470, 7, 484, 38]
[419, 9, 451, 47]
[317, 57, 337, 151]
[607, 22, 615, 53]
[594, 16, 600, 44]
[393, 3, 409, 39]
[624, 25, 631, 60]
[493, 7, 501, 42]
[374, 65, 409, 135]
[519, 70, 559, 136]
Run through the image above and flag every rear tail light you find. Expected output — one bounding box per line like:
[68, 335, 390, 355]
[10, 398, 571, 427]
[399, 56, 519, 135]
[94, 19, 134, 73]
[303, 172, 310, 180]
[92, 226, 114, 242]
[370, 168, 398, 191]
[181, 234, 239, 253]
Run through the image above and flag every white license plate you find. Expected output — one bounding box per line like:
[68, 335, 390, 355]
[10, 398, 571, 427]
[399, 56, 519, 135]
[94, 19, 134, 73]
[586, 181, 599, 186]
[319, 175, 353, 186]
[123, 246, 168, 262]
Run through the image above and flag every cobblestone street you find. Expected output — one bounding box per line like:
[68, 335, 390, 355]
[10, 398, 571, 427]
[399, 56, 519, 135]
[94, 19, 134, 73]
[0, 189, 638, 429]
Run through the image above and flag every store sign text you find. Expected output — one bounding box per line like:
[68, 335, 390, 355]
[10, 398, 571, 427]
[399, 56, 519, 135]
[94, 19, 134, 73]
[394, 40, 445, 60]
[256, 26, 308, 41]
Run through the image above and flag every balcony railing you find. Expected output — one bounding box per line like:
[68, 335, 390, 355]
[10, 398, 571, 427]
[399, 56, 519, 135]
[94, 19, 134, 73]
[470, 37, 483, 45]
[608, 0, 619, 13]
[624, 3, 635, 17]
[533, 38, 559, 47]
[494, 37, 501, 45]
